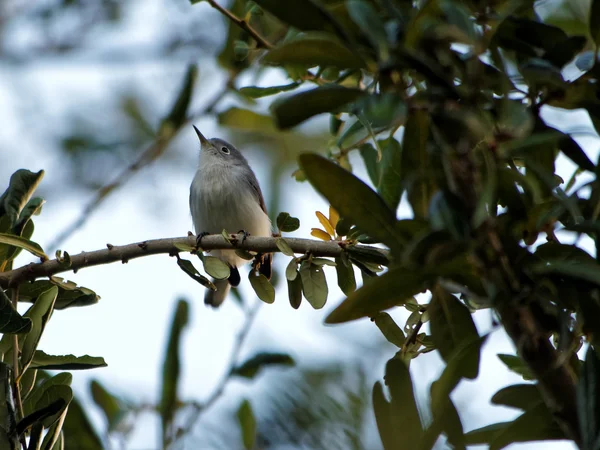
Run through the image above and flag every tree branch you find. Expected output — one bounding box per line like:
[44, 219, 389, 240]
[0, 235, 388, 288]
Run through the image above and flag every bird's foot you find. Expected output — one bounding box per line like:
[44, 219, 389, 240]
[195, 232, 210, 248]
[237, 229, 250, 244]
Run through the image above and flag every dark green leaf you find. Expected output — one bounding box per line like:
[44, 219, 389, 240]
[347, 0, 388, 60]
[232, 352, 295, 378]
[300, 154, 404, 252]
[335, 254, 356, 295]
[0, 289, 31, 334]
[287, 276, 303, 309]
[61, 397, 103, 450]
[578, 346, 600, 450]
[272, 85, 364, 129]
[0, 363, 18, 450]
[28, 384, 72, 428]
[285, 259, 298, 281]
[160, 65, 197, 131]
[465, 422, 511, 446]
[372, 312, 405, 347]
[21, 286, 59, 370]
[492, 384, 542, 411]
[429, 286, 479, 378]
[29, 351, 107, 370]
[299, 262, 328, 309]
[275, 237, 295, 256]
[16, 279, 98, 310]
[91, 380, 127, 433]
[14, 197, 44, 235]
[359, 143, 381, 186]
[378, 137, 403, 212]
[248, 272, 275, 303]
[263, 38, 364, 69]
[202, 256, 230, 280]
[373, 358, 422, 450]
[0, 233, 46, 259]
[160, 299, 189, 441]
[497, 354, 534, 380]
[0, 169, 44, 228]
[276, 212, 300, 232]
[237, 399, 256, 450]
[352, 93, 407, 129]
[240, 83, 300, 98]
[529, 259, 600, 288]
[177, 258, 216, 290]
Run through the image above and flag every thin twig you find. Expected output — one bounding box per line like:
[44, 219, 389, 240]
[173, 301, 261, 446]
[47, 84, 230, 251]
[0, 235, 388, 288]
[205, 0, 273, 49]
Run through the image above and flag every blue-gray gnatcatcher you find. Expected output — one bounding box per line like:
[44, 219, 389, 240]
[189, 125, 272, 307]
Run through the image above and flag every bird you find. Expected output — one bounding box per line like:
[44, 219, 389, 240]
[189, 125, 272, 307]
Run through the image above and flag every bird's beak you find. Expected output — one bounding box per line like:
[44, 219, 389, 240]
[193, 125, 209, 146]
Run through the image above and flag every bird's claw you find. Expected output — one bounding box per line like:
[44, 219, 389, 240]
[196, 232, 210, 248]
[237, 230, 250, 244]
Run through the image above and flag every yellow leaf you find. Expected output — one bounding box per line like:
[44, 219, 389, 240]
[329, 206, 339, 230]
[315, 211, 335, 236]
[311, 228, 331, 241]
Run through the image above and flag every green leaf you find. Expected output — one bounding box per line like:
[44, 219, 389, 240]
[218, 107, 275, 133]
[177, 258, 216, 290]
[347, 0, 389, 60]
[240, 82, 300, 98]
[0, 363, 18, 450]
[272, 85, 365, 129]
[232, 352, 295, 378]
[263, 37, 364, 69]
[0, 233, 46, 259]
[0, 169, 44, 228]
[21, 286, 59, 370]
[465, 422, 511, 446]
[335, 254, 356, 295]
[492, 384, 542, 411]
[300, 262, 328, 309]
[497, 354, 534, 381]
[577, 346, 600, 450]
[248, 272, 275, 303]
[429, 286, 479, 378]
[373, 358, 422, 450]
[285, 259, 298, 281]
[202, 256, 231, 280]
[160, 65, 197, 131]
[372, 312, 405, 347]
[275, 237, 295, 256]
[287, 276, 303, 309]
[377, 137, 403, 212]
[326, 267, 426, 323]
[311, 257, 336, 266]
[237, 399, 256, 450]
[160, 299, 189, 442]
[359, 143, 381, 186]
[299, 154, 404, 253]
[0, 289, 31, 334]
[90, 380, 127, 433]
[14, 197, 44, 235]
[16, 279, 98, 310]
[276, 212, 300, 232]
[529, 259, 600, 288]
[29, 351, 107, 370]
[61, 396, 103, 450]
[28, 384, 72, 428]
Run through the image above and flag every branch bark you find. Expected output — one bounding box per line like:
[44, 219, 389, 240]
[0, 235, 387, 288]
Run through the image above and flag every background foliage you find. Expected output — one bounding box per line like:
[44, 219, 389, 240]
[2, 0, 600, 448]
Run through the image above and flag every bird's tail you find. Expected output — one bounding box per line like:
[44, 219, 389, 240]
[205, 278, 230, 308]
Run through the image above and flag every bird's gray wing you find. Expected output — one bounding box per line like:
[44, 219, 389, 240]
[245, 171, 268, 214]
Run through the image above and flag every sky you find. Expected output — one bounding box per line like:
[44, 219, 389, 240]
[0, 0, 590, 449]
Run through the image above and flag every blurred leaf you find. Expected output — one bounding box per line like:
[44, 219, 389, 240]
[61, 396, 103, 450]
[300, 261, 328, 309]
[529, 259, 600, 288]
[359, 143, 380, 186]
[160, 299, 189, 443]
[275, 237, 295, 256]
[40, 409, 67, 450]
[202, 256, 231, 280]
[263, 37, 364, 69]
[0, 169, 44, 228]
[237, 399, 256, 450]
[240, 83, 300, 98]
[492, 384, 542, 411]
[287, 276, 303, 309]
[299, 154, 404, 252]
[347, 0, 388, 60]
[429, 286, 479, 378]
[0, 289, 31, 334]
[373, 359, 422, 450]
[91, 380, 128, 433]
[273, 85, 364, 129]
[232, 352, 295, 379]
[20, 286, 58, 371]
[465, 422, 512, 446]
[177, 258, 216, 290]
[335, 254, 356, 295]
[30, 351, 106, 370]
[0, 363, 18, 450]
[497, 354, 534, 380]
[249, 272, 275, 303]
[372, 312, 405, 347]
[218, 107, 275, 133]
[0, 233, 46, 259]
[160, 65, 197, 132]
[378, 137, 403, 212]
[577, 346, 600, 450]
[276, 212, 300, 232]
[16, 279, 98, 310]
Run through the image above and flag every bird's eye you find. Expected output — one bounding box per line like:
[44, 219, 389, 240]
[221, 146, 230, 154]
